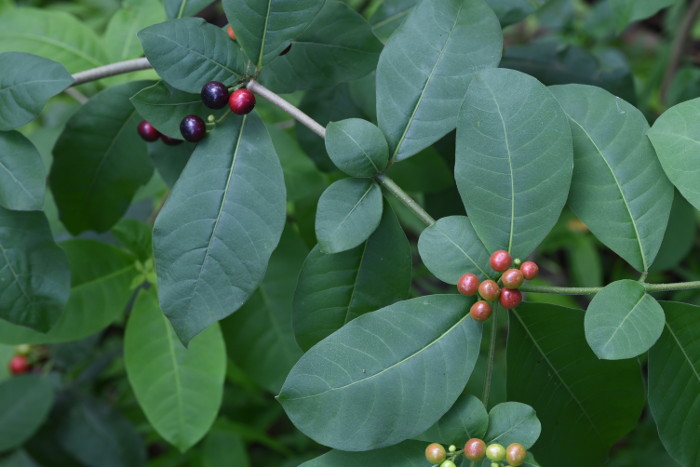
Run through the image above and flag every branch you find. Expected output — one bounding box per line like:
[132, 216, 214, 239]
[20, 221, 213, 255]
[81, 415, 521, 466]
[71, 57, 152, 86]
[374, 174, 435, 226]
[660, 0, 700, 104]
[520, 280, 700, 295]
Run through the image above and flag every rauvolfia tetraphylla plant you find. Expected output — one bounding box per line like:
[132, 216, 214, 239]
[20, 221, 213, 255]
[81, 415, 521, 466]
[0, 0, 699, 465]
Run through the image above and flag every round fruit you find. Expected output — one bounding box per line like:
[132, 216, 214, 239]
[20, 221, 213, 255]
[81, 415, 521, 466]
[520, 261, 539, 280]
[9, 355, 30, 375]
[470, 301, 492, 322]
[179, 115, 206, 143]
[490, 250, 513, 272]
[499, 288, 522, 309]
[201, 81, 230, 109]
[229, 88, 256, 115]
[160, 134, 183, 145]
[478, 280, 500, 301]
[280, 43, 292, 55]
[457, 273, 479, 296]
[137, 120, 159, 142]
[425, 443, 447, 464]
[440, 461, 456, 467]
[464, 438, 486, 461]
[506, 443, 527, 466]
[227, 25, 237, 40]
[448, 445, 456, 453]
[14, 344, 31, 356]
[501, 268, 524, 289]
[485, 443, 506, 462]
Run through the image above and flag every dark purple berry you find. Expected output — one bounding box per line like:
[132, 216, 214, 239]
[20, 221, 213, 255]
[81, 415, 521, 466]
[201, 81, 230, 109]
[137, 120, 160, 142]
[160, 134, 183, 145]
[179, 115, 206, 143]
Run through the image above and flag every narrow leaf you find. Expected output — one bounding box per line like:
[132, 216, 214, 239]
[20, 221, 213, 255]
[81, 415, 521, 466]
[414, 393, 488, 446]
[0, 131, 45, 211]
[484, 402, 541, 449]
[0, 375, 54, 451]
[325, 118, 389, 178]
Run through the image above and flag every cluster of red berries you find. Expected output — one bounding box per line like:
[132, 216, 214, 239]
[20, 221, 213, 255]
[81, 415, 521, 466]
[8, 344, 38, 375]
[425, 440, 527, 466]
[457, 250, 539, 322]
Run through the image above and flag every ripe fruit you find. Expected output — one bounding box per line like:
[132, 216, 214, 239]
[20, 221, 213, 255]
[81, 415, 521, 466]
[425, 443, 447, 464]
[485, 443, 506, 462]
[506, 443, 527, 466]
[280, 43, 292, 55]
[201, 81, 230, 109]
[440, 461, 456, 467]
[499, 288, 522, 309]
[137, 120, 159, 142]
[490, 250, 512, 272]
[9, 355, 30, 375]
[470, 301, 492, 322]
[457, 273, 479, 296]
[227, 25, 236, 40]
[229, 89, 256, 115]
[160, 134, 183, 145]
[520, 261, 539, 280]
[478, 280, 500, 301]
[501, 268, 524, 289]
[179, 115, 206, 143]
[464, 438, 486, 461]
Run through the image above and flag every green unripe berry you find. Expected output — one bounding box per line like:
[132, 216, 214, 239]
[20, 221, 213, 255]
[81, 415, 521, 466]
[486, 443, 506, 461]
[448, 444, 456, 453]
[440, 461, 456, 467]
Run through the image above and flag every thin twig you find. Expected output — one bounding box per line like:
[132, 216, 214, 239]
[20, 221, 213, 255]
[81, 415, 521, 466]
[660, 0, 700, 104]
[71, 57, 152, 86]
[374, 174, 435, 226]
[64, 87, 88, 104]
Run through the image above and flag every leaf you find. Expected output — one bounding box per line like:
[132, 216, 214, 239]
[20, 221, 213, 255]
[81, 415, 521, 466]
[294, 204, 411, 350]
[278, 294, 482, 451]
[222, 0, 325, 67]
[584, 279, 665, 360]
[0, 52, 74, 131]
[50, 80, 154, 234]
[484, 402, 541, 449]
[325, 118, 389, 178]
[0, 131, 45, 210]
[139, 18, 247, 94]
[414, 393, 488, 446]
[418, 216, 495, 285]
[148, 138, 194, 187]
[164, 0, 212, 18]
[103, 0, 166, 61]
[0, 207, 70, 332]
[259, 1, 383, 93]
[610, 0, 677, 31]
[125, 288, 226, 452]
[368, 0, 419, 42]
[486, 0, 543, 26]
[648, 97, 700, 211]
[508, 302, 645, 467]
[650, 191, 696, 271]
[0, 375, 54, 451]
[456, 68, 573, 259]
[376, 0, 502, 161]
[199, 421, 251, 467]
[153, 112, 286, 344]
[648, 301, 700, 467]
[299, 440, 428, 466]
[112, 218, 153, 262]
[550, 84, 674, 272]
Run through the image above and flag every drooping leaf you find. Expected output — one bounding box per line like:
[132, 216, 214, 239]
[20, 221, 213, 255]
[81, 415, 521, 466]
[456, 68, 573, 259]
[164, 0, 212, 18]
[376, 0, 502, 161]
[0, 375, 54, 451]
[484, 402, 541, 449]
[104, 0, 166, 61]
[0, 131, 45, 210]
[368, 0, 419, 42]
[278, 294, 482, 451]
[550, 84, 674, 272]
[414, 393, 488, 446]
[299, 440, 427, 466]
[153, 113, 286, 344]
[325, 118, 389, 178]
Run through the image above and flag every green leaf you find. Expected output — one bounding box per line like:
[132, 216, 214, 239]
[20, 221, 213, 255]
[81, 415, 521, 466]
[199, 421, 251, 467]
[104, 0, 165, 61]
[139, 18, 247, 94]
[164, 0, 212, 18]
[486, 0, 543, 26]
[0, 131, 45, 210]
[125, 288, 226, 452]
[299, 440, 427, 466]
[376, 0, 502, 161]
[456, 69, 573, 259]
[153, 113, 286, 344]
[584, 279, 665, 360]
[50, 80, 154, 234]
[418, 216, 495, 285]
[0, 375, 54, 451]
[325, 119, 389, 178]
[259, 1, 383, 93]
[294, 204, 411, 350]
[484, 402, 541, 449]
[278, 294, 482, 451]
[368, 0, 419, 42]
[648, 97, 700, 211]
[414, 393, 488, 445]
[610, 0, 677, 31]
[648, 301, 700, 467]
[315, 178, 383, 254]
[222, 0, 325, 67]
[148, 138, 194, 187]
[550, 84, 674, 272]
[0, 207, 70, 332]
[651, 191, 696, 271]
[0, 52, 74, 131]
[508, 303, 645, 467]
[112, 218, 153, 262]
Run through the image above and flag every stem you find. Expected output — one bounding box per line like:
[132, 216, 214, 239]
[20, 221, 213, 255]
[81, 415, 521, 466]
[71, 57, 152, 86]
[520, 280, 700, 295]
[660, 0, 700, 104]
[482, 312, 498, 408]
[374, 173, 435, 227]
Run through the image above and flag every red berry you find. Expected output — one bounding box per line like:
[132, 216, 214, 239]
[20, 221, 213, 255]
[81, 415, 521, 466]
[160, 134, 183, 145]
[520, 261, 539, 280]
[464, 438, 486, 461]
[137, 120, 159, 142]
[506, 443, 527, 466]
[179, 115, 206, 143]
[490, 250, 512, 272]
[470, 301, 492, 321]
[9, 355, 30, 375]
[499, 288, 522, 309]
[501, 268, 524, 289]
[229, 89, 256, 115]
[279, 43, 292, 55]
[425, 443, 447, 464]
[201, 81, 230, 109]
[457, 273, 479, 296]
[478, 280, 500, 301]
[227, 25, 237, 40]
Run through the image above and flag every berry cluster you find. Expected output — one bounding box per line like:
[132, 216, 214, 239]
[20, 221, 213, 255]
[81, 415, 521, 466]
[7, 344, 45, 375]
[457, 251, 539, 321]
[425, 440, 527, 467]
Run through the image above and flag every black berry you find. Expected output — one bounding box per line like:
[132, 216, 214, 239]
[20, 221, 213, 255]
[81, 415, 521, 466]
[179, 115, 206, 143]
[201, 81, 230, 109]
[137, 120, 160, 142]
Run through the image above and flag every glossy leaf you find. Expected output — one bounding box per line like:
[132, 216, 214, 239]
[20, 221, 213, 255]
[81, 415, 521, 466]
[139, 18, 247, 94]
[456, 68, 573, 259]
[508, 303, 645, 467]
[50, 80, 154, 234]
[414, 393, 488, 445]
[550, 84, 674, 272]
[104, 0, 165, 61]
[315, 178, 383, 254]
[584, 280, 665, 360]
[278, 294, 482, 451]
[0, 375, 54, 451]
[294, 205, 411, 350]
[164, 0, 212, 18]
[153, 113, 286, 344]
[484, 402, 541, 449]
[0, 131, 45, 211]
[125, 289, 226, 452]
[376, 0, 502, 161]
[368, 0, 419, 42]
[648, 301, 700, 467]
[325, 118, 389, 178]
[299, 440, 427, 466]
[0, 52, 74, 131]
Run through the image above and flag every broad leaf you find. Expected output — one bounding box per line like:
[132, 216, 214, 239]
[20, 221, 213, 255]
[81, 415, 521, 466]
[125, 289, 226, 452]
[584, 279, 665, 359]
[104, 0, 166, 61]
[456, 69, 573, 259]
[376, 0, 502, 161]
[164, 0, 212, 18]
[200, 421, 251, 467]
[153, 113, 286, 344]
[651, 191, 696, 271]
[0, 375, 54, 451]
[550, 84, 674, 272]
[368, 0, 419, 42]
[508, 303, 645, 467]
[148, 138, 194, 187]
[0, 131, 45, 211]
[50, 80, 154, 234]
[486, 0, 542, 26]
[0, 52, 74, 131]
[299, 440, 427, 466]
[278, 294, 482, 451]
[414, 393, 488, 445]
[610, 0, 677, 31]
[484, 402, 541, 449]
[325, 118, 389, 178]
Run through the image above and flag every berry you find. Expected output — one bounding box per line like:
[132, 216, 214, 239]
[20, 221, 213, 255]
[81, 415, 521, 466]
[179, 115, 206, 143]
[425, 443, 446, 464]
[485, 443, 506, 462]
[478, 280, 500, 301]
[14, 344, 31, 356]
[501, 269, 524, 289]
[490, 250, 512, 272]
[520, 261, 539, 280]
[499, 288, 522, 309]
[448, 445, 456, 453]
[227, 25, 237, 40]
[9, 355, 30, 375]
[137, 120, 160, 142]
[506, 443, 527, 466]
[464, 438, 486, 461]
[160, 134, 183, 145]
[470, 301, 492, 322]
[279, 43, 292, 55]
[201, 81, 230, 109]
[440, 461, 456, 467]
[457, 273, 479, 296]
[229, 89, 256, 115]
